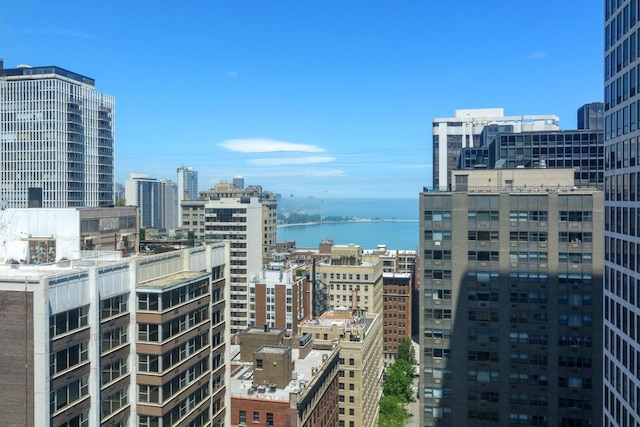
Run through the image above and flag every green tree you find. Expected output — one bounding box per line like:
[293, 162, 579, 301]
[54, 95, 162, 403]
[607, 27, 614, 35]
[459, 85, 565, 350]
[378, 395, 409, 427]
[139, 228, 146, 241]
[383, 359, 415, 403]
[396, 337, 416, 365]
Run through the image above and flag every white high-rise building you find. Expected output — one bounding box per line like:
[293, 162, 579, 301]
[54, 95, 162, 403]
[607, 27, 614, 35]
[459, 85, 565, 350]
[0, 61, 115, 207]
[177, 166, 198, 223]
[432, 108, 559, 191]
[158, 178, 178, 231]
[604, 1, 640, 425]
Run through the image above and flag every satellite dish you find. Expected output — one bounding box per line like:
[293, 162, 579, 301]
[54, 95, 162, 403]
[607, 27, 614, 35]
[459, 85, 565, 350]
[494, 159, 506, 169]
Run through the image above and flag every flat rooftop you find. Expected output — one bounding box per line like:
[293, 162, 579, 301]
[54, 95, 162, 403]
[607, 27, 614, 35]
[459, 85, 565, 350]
[231, 347, 334, 402]
[138, 271, 208, 289]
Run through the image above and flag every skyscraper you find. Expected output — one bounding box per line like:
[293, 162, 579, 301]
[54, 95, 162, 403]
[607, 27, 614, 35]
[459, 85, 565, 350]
[177, 166, 198, 222]
[432, 109, 559, 191]
[0, 61, 115, 207]
[181, 182, 278, 334]
[420, 168, 603, 426]
[158, 178, 178, 231]
[603, 1, 640, 424]
[577, 102, 605, 130]
[125, 174, 159, 228]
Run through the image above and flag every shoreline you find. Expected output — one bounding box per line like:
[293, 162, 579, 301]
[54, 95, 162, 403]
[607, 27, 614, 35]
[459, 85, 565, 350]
[277, 219, 418, 228]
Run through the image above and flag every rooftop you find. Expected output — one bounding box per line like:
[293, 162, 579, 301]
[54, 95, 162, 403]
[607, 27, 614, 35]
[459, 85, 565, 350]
[137, 271, 209, 289]
[231, 347, 335, 402]
[0, 64, 95, 86]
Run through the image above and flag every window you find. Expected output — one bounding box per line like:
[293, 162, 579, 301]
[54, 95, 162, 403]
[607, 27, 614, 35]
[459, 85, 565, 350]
[266, 413, 274, 426]
[253, 411, 260, 422]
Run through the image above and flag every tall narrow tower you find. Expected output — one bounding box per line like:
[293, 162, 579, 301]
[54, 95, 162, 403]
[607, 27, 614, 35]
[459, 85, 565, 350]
[177, 166, 198, 222]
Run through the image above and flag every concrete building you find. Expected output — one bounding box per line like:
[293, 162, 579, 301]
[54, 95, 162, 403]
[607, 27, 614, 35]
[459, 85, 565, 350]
[125, 174, 159, 229]
[432, 108, 559, 191]
[603, 1, 640, 425]
[230, 328, 340, 427]
[419, 168, 603, 426]
[249, 262, 312, 335]
[176, 166, 198, 222]
[299, 309, 384, 427]
[315, 244, 384, 316]
[0, 61, 115, 208]
[0, 242, 229, 427]
[158, 178, 178, 231]
[0, 207, 139, 261]
[182, 182, 278, 334]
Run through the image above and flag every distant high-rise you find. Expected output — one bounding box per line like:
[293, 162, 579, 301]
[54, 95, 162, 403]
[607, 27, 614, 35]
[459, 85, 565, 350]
[177, 166, 198, 222]
[0, 61, 115, 207]
[432, 108, 559, 191]
[577, 102, 604, 130]
[420, 168, 603, 426]
[603, 1, 640, 425]
[158, 178, 178, 230]
[233, 175, 245, 189]
[125, 174, 159, 228]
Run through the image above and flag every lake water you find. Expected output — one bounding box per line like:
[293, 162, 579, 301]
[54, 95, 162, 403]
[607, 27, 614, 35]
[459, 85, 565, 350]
[277, 197, 419, 250]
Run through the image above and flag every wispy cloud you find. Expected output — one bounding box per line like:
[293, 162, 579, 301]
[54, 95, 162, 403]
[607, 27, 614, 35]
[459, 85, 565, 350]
[525, 51, 548, 60]
[226, 71, 238, 78]
[25, 28, 95, 39]
[219, 138, 325, 153]
[309, 169, 346, 177]
[248, 156, 335, 166]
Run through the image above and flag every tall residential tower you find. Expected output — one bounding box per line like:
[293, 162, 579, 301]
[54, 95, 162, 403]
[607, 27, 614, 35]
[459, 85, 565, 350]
[420, 169, 603, 426]
[0, 61, 115, 207]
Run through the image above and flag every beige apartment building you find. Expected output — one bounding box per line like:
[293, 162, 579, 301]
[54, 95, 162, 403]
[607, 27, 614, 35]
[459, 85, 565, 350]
[315, 244, 384, 316]
[299, 309, 383, 427]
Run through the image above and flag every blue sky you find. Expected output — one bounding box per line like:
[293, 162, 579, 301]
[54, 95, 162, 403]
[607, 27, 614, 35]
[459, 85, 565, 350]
[2, 1, 603, 198]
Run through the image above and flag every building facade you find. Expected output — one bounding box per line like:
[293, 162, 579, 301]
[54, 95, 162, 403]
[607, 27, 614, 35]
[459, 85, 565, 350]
[230, 329, 340, 427]
[0, 61, 115, 208]
[249, 265, 312, 335]
[419, 169, 603, 426]
[577, 102, 605, 130]
[432, 108, 559, 190]
[158, 178, 178, 231]
[603, 1, 640, 425]
[382, 273, 412, 362]
[299, 310, 383, 427]
[315, 244, 384, 316]
[125, 174, 159, 229]
[0, 243, 228, 427]
[182, 182, 278, 335]
[176, 166, 198, 222]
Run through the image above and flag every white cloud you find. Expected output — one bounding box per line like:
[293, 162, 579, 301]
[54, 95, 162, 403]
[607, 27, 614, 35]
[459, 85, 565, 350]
[309, 169, 346, 177]
[525, 51, 548, 60]
[226, 71, 238, 78]
[248, 156, 335, 166]
[219, 138, 325, 153]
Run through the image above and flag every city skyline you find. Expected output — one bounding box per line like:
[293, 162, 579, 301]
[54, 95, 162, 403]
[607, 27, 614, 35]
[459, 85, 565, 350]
[2, 0, 602, 198]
